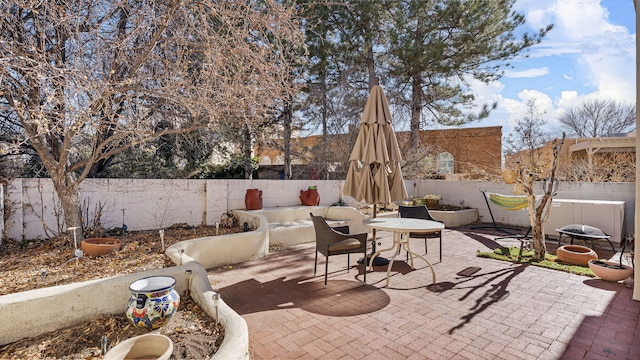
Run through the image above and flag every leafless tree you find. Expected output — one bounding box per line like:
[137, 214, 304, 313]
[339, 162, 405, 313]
[558, 98, 636, 137]
[1, 0, 304, 237]
[518, 133, 566, 261]
[503, 98, 551, 175]
[505, 99, 565, 260]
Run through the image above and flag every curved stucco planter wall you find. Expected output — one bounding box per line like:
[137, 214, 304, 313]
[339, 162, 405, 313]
[165, 211, 268, 269]
[0, 262, 249, 360]
[0, 210, 272, 359]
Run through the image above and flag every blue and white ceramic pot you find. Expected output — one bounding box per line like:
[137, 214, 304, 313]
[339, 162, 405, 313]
[126, 276, 180, 330]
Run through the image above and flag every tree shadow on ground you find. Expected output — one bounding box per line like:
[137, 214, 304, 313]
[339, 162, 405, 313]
[426, 262, 528, 334]
[459, 229, 503, 250]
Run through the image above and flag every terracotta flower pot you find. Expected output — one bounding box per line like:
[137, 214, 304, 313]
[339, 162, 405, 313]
[556, 245, 598, 266]
[104, 334, 173, 360]
[245, 189, 263, 210]
[80, 238, 122, 256]
[588, 260, 634, 282]
[300, 188, 320, 206]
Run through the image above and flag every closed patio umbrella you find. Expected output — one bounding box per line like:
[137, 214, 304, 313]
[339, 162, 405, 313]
[344, 85, 407, 206]
[343, 85, 407, 265]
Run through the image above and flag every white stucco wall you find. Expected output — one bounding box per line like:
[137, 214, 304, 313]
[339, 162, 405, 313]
[2, 178, 635, 242]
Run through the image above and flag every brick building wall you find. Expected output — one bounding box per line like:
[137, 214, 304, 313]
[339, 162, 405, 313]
[397, 126, 502, 177]
[256, 126, 503, 179]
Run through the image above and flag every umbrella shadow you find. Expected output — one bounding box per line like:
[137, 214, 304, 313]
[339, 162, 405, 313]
[217, 275, 390, 317]
[425, 263, 528, 334]
[364, 261, 427, 288]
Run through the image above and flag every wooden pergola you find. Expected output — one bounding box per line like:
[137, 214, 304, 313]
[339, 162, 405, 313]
[568, 136, 636, 167]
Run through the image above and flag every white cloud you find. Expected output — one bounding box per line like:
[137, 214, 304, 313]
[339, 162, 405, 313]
[523, 0, 635, 97]
[466, 77, 505, 103]
[505, 67, 549, 78]
[509, 89, 557, 126]
[487, 0, 636, 136]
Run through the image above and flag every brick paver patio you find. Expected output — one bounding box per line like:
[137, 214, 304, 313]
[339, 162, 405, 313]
[210, 226, 640, 359]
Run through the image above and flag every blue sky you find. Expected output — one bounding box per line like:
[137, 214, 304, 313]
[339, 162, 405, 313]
[467, 0, 636, 136]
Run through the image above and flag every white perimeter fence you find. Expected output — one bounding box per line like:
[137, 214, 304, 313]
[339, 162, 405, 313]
[0, 178, 635, 243]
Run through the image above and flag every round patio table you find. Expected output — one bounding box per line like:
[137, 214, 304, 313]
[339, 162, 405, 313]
[363, 218, 443, 286]
[556, 224, 615, 254]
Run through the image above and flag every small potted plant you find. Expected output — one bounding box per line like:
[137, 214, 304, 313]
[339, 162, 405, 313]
[424, 194, 441, 209]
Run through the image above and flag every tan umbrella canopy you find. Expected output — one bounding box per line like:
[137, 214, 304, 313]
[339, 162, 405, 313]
[344, 85, 407, 205]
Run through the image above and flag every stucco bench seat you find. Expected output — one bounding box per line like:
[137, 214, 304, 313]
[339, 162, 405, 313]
[247, 206, 369, 248]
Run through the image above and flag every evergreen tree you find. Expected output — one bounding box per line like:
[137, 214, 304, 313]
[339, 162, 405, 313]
[387, 0, 552, 148]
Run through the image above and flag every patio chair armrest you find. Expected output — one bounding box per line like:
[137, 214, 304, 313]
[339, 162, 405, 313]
[328, 230, 368, 247]
[332, 225, 350, 234]
[346, 232, 368, 247]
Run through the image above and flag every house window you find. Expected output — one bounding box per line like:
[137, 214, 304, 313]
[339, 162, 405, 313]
[436, 152, 454, 174]
[273, 155, 284, 165]
[259, 156, 271, 165]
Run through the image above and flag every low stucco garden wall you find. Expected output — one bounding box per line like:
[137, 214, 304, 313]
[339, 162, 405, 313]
[3, 179, 634, 243]
[165, 210, 269, 269]
[0, 262, 249, 360]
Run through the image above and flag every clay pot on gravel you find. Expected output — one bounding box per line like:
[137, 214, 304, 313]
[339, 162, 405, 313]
[80, 238, 122, 256]
[588, 260, 634, 282]
[556, 245, 598, 266]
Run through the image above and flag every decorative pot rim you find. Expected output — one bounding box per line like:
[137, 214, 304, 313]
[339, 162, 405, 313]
[129, 275, 176, 293]
[104, 333, 173, 360]
[588, 259, 633, 270]
[81, 237, 122, 245]
[559, 244, 594, 254]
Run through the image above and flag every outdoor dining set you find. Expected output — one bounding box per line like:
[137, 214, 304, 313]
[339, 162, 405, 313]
[311, 204, 444, 287]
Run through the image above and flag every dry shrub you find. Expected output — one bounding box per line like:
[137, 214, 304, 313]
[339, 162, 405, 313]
[562, 152, 635, 182]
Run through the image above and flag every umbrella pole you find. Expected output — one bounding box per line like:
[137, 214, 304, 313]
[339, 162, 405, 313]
[372, 204, 377, 244]
[359, 204, 389, 266]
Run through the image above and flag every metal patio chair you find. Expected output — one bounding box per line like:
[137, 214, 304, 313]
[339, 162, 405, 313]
[398, 205, 444, 262]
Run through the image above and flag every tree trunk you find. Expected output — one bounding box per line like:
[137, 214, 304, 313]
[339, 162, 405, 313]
[283, 100, 292, 179]
[320, 73, 328, 180]
[366, 46, 378, 89]
[410, 77, 423, 148]
[529, 203, 546, 260]
[50, 176, 83, 240]
[243, 124, 253, 179]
